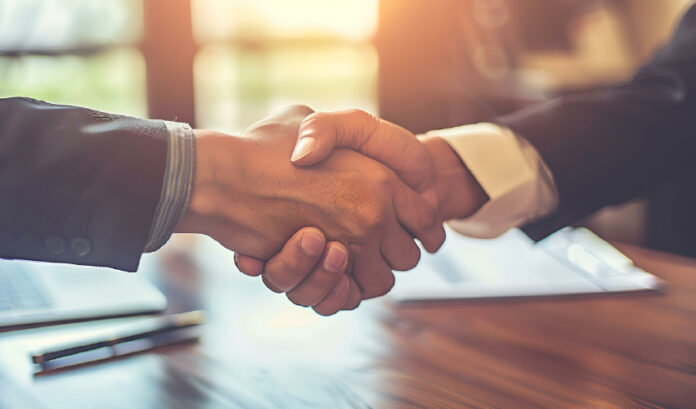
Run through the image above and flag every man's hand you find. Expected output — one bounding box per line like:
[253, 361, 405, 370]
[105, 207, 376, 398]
[235, 109, 488, 315]
[175, 105, 446, 310]
[289, 109, 487, 221]
[235, 227, 358, 316]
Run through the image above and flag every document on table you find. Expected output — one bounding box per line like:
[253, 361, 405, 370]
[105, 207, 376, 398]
[0, 371, 46, 409]
[390, 227, 663, 301]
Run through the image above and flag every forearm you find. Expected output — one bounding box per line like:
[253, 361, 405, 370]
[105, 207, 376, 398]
[0, 97, 168, 271]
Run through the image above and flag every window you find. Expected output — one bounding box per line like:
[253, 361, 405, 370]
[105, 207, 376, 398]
[0, 0, 146, 117]
[0, 0, 379, 130]
[192, 0, 378, 132]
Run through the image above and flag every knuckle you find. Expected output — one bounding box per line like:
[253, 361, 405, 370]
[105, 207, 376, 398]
[371, 273, 396, 298]
[313, 305, 338, 316]
[287, 274, 338, 307]
[302, 111, 327, 128]
[396, 191, 438, 232]
[387, 240, 420, 272]
[266, 260, 301, 290]
[419, 202, 438, 230]
[287, 104, 314, 116]
[318, 267, 343, 288]
[235, 257, 260, 277]
[359, 270, 395, 299]
[430, 224, 447, 246]
[311, 111, 331, 121]
[392, 189, 409, 209]
[321, 264, 343, 283]
[287, 293, 312, 307]
[348, 184, 389, 232]
[372, 166, 393, 184]
[287, 290, 320, 307]
[343, 298, 361, 310]
[268, 276, 294, 292]
[360, 203, 388, 231]
[348, 109, 376, 125]
[268, 257, 293, 276]
[404, 243, 421, 270]
[339, 109, 378, 145]
[262, 275, 283, 293]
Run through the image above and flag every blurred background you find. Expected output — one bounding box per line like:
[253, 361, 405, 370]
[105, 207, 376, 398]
[0, 0, 693, 254]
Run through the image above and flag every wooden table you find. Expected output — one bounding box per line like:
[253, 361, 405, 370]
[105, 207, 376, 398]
[1, 236, 695, 409]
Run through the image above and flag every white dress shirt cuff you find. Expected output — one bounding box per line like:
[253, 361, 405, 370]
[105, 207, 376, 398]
[425, 123, 558, 238]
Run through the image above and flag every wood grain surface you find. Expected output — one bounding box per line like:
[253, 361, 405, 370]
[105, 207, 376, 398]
[1, 237, 694, 409]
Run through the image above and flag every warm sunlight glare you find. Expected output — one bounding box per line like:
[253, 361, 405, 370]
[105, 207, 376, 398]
[193, 0, 378, 41]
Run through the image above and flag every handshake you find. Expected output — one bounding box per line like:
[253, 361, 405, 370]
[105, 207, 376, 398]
[175, 105, 488, 315]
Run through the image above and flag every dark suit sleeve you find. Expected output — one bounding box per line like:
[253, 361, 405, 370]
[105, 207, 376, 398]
[0, 97, 167, 271]
[495, 5, 696, 241]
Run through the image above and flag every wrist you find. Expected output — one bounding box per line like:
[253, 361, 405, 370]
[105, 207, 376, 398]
[174, 128, 304, 258]
[175, 129, 242, 234]
[422, 136, 487, 221]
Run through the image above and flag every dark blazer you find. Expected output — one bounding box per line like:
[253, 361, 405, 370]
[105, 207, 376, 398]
[0, 98, 167, 271]
[498, 5, 696, 241]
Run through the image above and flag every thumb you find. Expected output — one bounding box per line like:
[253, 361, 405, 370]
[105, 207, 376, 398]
[290, 109, 435, 195]
[290, 109, 380, 166]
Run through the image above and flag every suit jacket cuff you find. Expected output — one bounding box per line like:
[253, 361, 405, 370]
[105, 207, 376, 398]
[144, 121, 196, 252]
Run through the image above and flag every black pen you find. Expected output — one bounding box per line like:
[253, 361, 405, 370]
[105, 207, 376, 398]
[31, 310, 204, 374]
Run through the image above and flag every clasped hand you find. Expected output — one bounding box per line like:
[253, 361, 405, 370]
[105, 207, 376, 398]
[177, 105, 486, 316]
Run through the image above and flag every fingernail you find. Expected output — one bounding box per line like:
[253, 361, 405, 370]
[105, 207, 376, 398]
[291, 136, 316, 162]
[300, 230, 324, 256]
[233, 253, 240, 270]
[323, 245, 347, 273]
